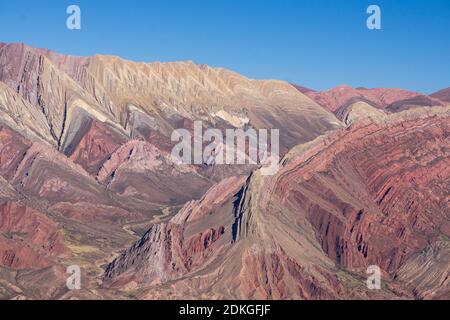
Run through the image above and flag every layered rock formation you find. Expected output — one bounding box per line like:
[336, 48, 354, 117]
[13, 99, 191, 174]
[0, 42, 341, 154]
[0, 42, 448, 300]
[0, 41, 341, 206]
[103, 107, 450, 300]
[0, 42, 341, 299]
[299, 85, 446, 117]
[0, 201, 67, 269]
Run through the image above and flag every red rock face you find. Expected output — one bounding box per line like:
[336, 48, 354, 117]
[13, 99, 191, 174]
[0, 201, 67, 269]
[67, 120, 126, 175]
[237, 248, 349, 300]
[0, 126, 31, 180]
[103, 111, 450, 300]
[301, 85, 445, 113]
[103, 176, 246, 287]
[0, 42, 449, 300]
[274, 116, 449, 273]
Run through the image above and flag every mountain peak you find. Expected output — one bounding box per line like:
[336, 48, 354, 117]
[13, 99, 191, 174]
[431, 87, 450, 103]
[297, 84, 445, 113]
[0, 42, 449, 300]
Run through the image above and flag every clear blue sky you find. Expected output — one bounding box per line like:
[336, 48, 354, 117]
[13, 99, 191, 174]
[0, 0, 449, 93]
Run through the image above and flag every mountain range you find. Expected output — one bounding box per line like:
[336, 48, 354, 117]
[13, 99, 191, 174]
[0, 42, 448, 300]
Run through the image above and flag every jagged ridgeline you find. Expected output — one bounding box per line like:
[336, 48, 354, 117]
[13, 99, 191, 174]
[0, 43, 448, 300]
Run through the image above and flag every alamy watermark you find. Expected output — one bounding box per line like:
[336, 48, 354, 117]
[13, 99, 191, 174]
[171, 121, 280, 176]
[65, 5, 380, 31]
[66, 265, 81, 290]
[367, 5, 381, 30]
[366, 265, 381, 290]
[66, 5, 81, 30]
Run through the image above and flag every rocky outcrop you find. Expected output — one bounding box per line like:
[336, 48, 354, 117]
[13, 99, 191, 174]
[66, 119, 127, 175]
[103, 176, 246, 288]
[0, 43, 106, 149]
[336, 101, 387, 125]
[395, 241, 449, 300]
[103, 107, 450, 300]
[0, 126, 32, 180]
[275, 108, 449, 275]
[0, 201, 67, 269]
